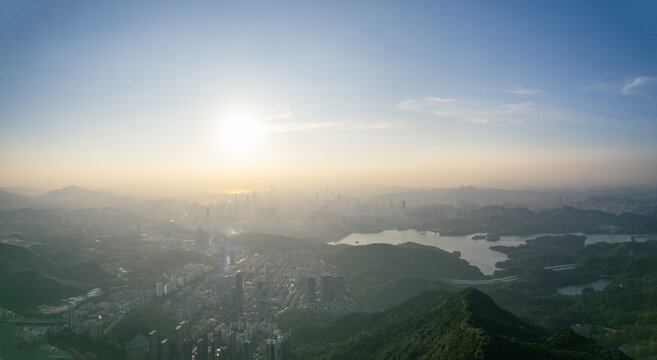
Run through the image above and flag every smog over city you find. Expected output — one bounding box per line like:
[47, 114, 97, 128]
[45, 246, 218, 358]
[1, 1, 656, 360]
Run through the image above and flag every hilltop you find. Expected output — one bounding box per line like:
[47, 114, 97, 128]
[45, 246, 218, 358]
[283, 288, 629, 360]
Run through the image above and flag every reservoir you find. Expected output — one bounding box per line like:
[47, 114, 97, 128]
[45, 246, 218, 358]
[332, 230, 643, 275]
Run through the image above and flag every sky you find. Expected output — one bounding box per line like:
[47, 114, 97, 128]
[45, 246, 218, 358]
[1, 0, 656, 194]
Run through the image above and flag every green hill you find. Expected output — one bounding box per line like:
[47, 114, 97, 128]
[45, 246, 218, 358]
[355, 277, 458, 309]
[288, 288, 629, 360]
[0, 243, 111, 313]
[0, 269, 82, 311]
[327, 242, 483, 283]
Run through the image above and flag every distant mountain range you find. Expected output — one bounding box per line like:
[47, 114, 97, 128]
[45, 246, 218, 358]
[428, 205, 657, 235]
[374, 185, 551, 207]
[2, 184, 656, 211]
[0, 185, 135, 210]
[373, 185, 657, 212]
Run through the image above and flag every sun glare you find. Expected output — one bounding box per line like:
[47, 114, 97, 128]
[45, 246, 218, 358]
[221, 114, 263, 153]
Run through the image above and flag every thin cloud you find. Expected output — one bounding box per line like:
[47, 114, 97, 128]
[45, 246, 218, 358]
[621, 76, 657, 96]
[506, 88, 542, 95]
[264, 121, 404, 133]
[263, 122, 340, 133]
[581, 82, 617, 94]
[495, 102, 534, 113]
[261, 104, 404, 133]
[395, 97, 536, 125]
[396, 97, 456, 112]
[582, 76, 657, 99]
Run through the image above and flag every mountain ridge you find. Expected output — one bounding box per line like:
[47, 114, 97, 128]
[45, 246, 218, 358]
[286, 288, 630, 360]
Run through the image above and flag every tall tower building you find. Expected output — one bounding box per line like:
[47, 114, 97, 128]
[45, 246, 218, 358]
[183, 339, 193, 360]
[333, 275, 345, 298]
[149, 330, 158, 360]
[156, 282, 164, 297]
[321, 275, 334, 301]
[265, 339, 278, 360]
[241, 340, 253, 360]
[159, 338, 169, 360]
[306, 277, 316, 303]
[234, 272, 243, 311]
[228, 331, 237, 360]
[66, 308, 78, 332]
[174, 325, 183, 360]
[196, 336, 207, 360]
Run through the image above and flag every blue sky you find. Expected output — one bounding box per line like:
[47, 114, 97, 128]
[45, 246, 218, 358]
[1, 0, 656, 191]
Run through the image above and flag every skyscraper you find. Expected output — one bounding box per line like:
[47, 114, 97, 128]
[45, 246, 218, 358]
[333, 275, 345, 298]
[241, 340, 253, 360]
[183, 339, 193, 360]
[66, 308, 78, 332]
[234, 271, 243, 311]
[196, 337, 207, 360]
[265, 339, 278, 360]
[174, 325, 183, 360]
[179, 320, 188, 340]
[228, 331, 237, 360]
[321, 275, 334, 301]
[159, 338, 169, 360]
[306, 277, 316, 303]
[149, 330, 158, 360]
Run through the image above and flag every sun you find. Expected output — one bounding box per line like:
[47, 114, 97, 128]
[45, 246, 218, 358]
[221, 113, 263, 153]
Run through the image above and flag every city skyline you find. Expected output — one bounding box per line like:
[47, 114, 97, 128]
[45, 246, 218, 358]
[1, 1, 656, 193]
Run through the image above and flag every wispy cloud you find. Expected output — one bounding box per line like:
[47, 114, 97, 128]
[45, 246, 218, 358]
[621, 76, 657, 96]
[582, 76, 657, 100]
[264, 120, 404, 133]
[260, 105, 404, 134]
[581, 82, 617, 94]
[395, 97, 536, 125]
[506, 88, 542, 95]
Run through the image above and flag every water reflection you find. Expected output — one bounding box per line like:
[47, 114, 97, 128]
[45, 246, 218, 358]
[332, 230, 641, 275]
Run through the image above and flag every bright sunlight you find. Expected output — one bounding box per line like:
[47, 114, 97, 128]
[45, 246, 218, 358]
[221, 113, 264, 153]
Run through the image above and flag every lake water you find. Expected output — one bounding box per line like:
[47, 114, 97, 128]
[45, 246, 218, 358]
[332, 230, 643, 275]
[557, 278, 613, 296]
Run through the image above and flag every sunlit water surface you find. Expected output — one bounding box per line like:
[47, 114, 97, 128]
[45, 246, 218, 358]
[331, 230, 641, 275]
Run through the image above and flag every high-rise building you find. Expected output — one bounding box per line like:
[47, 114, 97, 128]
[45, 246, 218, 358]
[149, 330, 158, 360]
[234, 272, 243, 311]
[66, 308, 78, 332]
[265, 339, 278, 360]
[196, 336, 207, 360]
[333, 275, 345, 298]
[168, 275, 177, 293]
[179, 320, 188, 340]
[228, 331, 237, 360]
[265, 263, 272, 284]
[159, 338, 169, 360]
[320, 275, 334, 301]
[241, 340, 253, 360]
[280, 336, 291, 359]
[156, 282, 164, 297]
[306, 277, 316, 303]
[257, 279, 268, 298]
[88, 320, 103, 340]
[174, 325, 183, 360]
[212, 329, 223, 349]
[183, 339, 193, 360]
